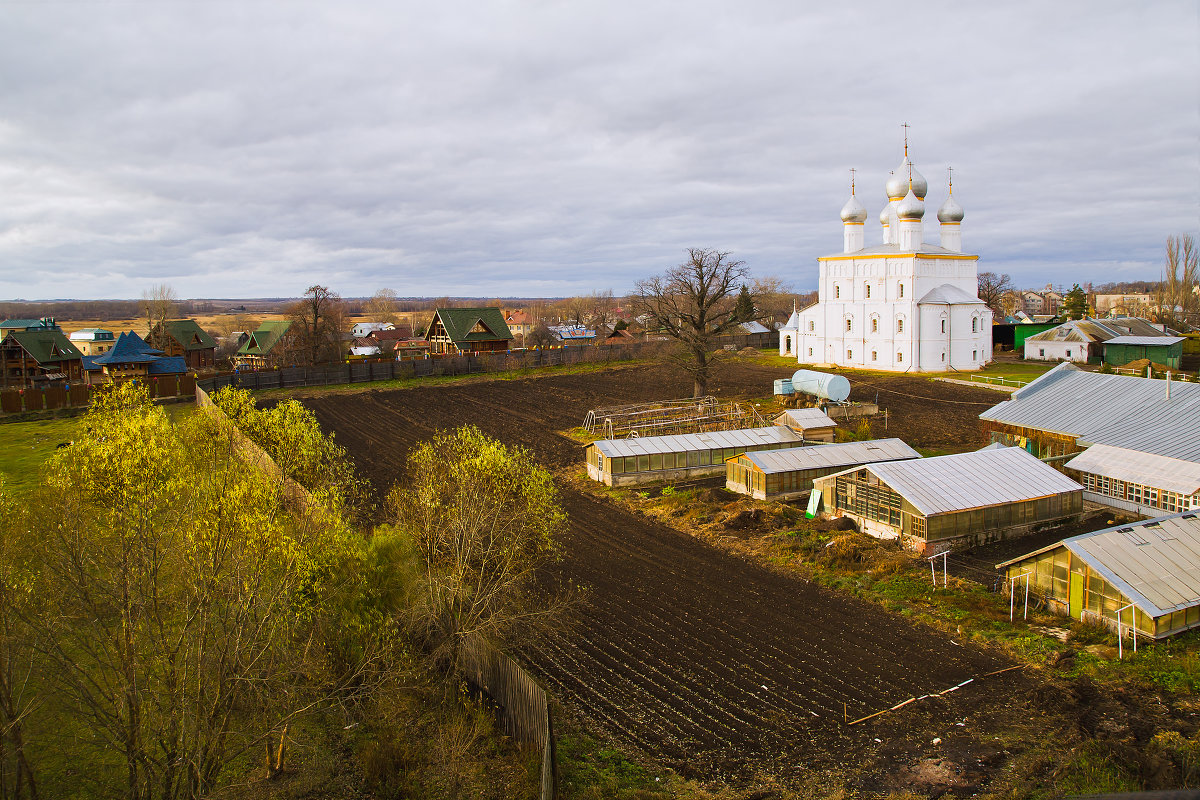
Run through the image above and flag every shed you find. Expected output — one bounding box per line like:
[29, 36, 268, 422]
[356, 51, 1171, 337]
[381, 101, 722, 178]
[1102, 335, 1184, 370]
[998, 510, 1200, 640]
[586, 426, 805, 487]
[772, 408, 838, 442]
[812, 446, 1084, 553]
[1063, 445, 1200, 517]
[725, 438, 920, 501]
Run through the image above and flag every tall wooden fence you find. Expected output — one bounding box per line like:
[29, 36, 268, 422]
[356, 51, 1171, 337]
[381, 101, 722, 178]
[462, 636, 556, 800]
[201, 331, 777, 393]
[0, 374, 196, 415]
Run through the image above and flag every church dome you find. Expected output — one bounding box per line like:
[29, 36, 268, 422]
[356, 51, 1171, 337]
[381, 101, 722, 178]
[887, 159, 928, 200]
[879, 203, 891, 226]
[937, 193, 964, 223]
[841, 194, 868, 224]
[896, 188, 924, 220]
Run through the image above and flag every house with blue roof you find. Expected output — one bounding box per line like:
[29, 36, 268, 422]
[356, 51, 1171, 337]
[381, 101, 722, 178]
[85, 331, 186, 384]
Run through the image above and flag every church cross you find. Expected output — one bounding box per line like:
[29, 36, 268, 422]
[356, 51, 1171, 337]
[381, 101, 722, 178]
[849, 167, 857, 195]
[902, 122, 910, 157]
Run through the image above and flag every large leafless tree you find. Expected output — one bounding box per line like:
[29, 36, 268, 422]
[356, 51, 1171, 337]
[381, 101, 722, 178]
[633, 248, 752, 397]
[977, 272, 1014, 318]
[288, 285, 346, 365]
[141, 283, 179, 340]
[1156, 234, 1198, 329]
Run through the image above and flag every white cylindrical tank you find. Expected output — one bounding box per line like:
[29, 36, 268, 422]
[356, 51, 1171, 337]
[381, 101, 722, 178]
[791, 369, 851, 403]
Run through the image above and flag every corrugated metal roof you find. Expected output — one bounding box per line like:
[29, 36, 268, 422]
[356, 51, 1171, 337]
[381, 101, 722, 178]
[774, 408, 838, 429]
[738, 438, 920, 474]
[1065, 512, 1200, 617]
[1104, 335, 1184, 346]
[979, 363, 1200, 462]
[816, 446, 1082, 516]
[1063, 445, 1200, 495]
[592, 426, 805, 458]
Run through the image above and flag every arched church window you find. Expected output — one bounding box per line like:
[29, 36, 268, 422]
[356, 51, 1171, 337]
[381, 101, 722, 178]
[897, 352, 903, 362]
[871, 350, 877, 362]
[865, 284, 871, 299]
[897, 319, 904, 333]
[871, 318, 879, 333]
[808, 321, 814, 332]
[845, 318, 852, 332]
[899, 283, 904, 298]
[785, 335, 792, 353]
[972, 318, 978, 333]
[835, 285, 841, 299]
[941, 320, 946, 334]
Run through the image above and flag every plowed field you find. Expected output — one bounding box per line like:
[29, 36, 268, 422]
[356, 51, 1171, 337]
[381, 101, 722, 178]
[297, 362, 1033, 788]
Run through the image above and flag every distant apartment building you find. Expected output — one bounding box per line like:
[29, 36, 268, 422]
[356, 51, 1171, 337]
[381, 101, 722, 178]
[1094, 293, 1152, 316]
[68, 328, 117, 356]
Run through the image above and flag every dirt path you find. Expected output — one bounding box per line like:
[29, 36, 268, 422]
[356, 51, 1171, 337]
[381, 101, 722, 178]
[298, 361, 1033, 788]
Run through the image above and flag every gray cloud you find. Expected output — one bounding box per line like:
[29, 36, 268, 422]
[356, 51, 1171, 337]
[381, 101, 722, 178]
[0, 0, 1195, 300]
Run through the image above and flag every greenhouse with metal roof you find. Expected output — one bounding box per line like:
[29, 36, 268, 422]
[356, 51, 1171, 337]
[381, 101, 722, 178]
[998, 510, 1200, 640]
[725, 438, 920, 501]
[812, 446, 1084, 552]
[586, 427, 805, 487]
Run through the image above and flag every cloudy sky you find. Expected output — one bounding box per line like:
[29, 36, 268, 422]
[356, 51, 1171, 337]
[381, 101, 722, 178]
[0, 0, 1196, 301]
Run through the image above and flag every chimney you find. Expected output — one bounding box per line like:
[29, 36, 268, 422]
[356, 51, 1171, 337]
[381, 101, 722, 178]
[1166, 370, 1171, 400]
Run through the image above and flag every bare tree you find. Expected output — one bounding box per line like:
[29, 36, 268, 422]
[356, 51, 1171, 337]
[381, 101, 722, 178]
[633, 248, 752, 397]
[1156, 234, 1199, 329]
[977, 272, 1014, 318]
[288, 286, 346, 365]
[587, 290, 618, 329]
[364, 289, 400, 326]
[141, 284, 179, 340]
[750, 276, 795, 327]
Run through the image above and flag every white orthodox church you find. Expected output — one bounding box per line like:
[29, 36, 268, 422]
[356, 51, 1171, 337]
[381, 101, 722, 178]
[780, 143, 992, 372]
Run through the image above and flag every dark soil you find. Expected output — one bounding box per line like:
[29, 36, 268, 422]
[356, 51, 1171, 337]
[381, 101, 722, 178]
[289, 361, 1145, 794]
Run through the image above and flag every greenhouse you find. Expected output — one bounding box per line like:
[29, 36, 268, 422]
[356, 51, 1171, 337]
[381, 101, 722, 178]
[726, 438, 920, 501]
[586, 426, 805, 487]
[998, 511, 1200, 640]
[812, 446, 1084, 552]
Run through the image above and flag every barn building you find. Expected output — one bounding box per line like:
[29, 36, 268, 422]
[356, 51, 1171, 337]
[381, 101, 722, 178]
[1063, 445, 1200, 517]
[1102, 335, 1184, 370]
[772, 408, 839, 442]
[1022, 318, 1179, 366]
[998, 510, 1200, 640]
[979, 362, 1200, 463]
[586, 427, 805, 487]
[725, 438, 920, 501]
[812, 446, 1083, 553]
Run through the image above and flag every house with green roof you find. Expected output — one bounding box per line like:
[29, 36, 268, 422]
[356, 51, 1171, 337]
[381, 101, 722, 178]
[424, 308, 513, 355]
[0, 327, 83, 387]
[147, 319, 217, 370]
[235, 321, 294, 369]
[0, 317, 61, 338]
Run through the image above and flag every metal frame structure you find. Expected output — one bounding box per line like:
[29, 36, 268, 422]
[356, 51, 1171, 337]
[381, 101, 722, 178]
[584, 396, 769, 439]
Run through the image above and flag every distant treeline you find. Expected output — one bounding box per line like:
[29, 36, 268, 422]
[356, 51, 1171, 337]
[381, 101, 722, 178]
[0, 299, 222, 321]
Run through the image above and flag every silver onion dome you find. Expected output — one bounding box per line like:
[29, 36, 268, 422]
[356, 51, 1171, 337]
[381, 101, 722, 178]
[896, 188, 925, 220]
[887, 158, 928, 200]
[841, 194, 868, 223]
[938, 193, 964, 223]
[879, 202, 892, 226]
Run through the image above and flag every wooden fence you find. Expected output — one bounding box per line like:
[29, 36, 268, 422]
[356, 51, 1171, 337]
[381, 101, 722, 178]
[0, 374, 196, 416]
[462, 636, 556, 800]
[201, 331, 777, 394]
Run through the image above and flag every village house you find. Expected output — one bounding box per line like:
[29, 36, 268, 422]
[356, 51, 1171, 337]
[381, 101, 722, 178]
[147, 319, 217, 370]
[0, 326, 84, 387]
[235, 320, 294, 369]
[812, 446, 1084, 553]
[351, 321, 393, 338]
[1022, 317, 1177, 366]
[68, 328, 117, 356]
[425, 308, 513, 355]
[503, 309, 534, 340]
[725, 438, 920, 501]
[999, 510, 1200, 640]
[84, 331, 186, 384]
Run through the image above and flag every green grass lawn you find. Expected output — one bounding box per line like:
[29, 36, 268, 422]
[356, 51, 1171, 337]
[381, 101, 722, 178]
[0, 417, 80, 494]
